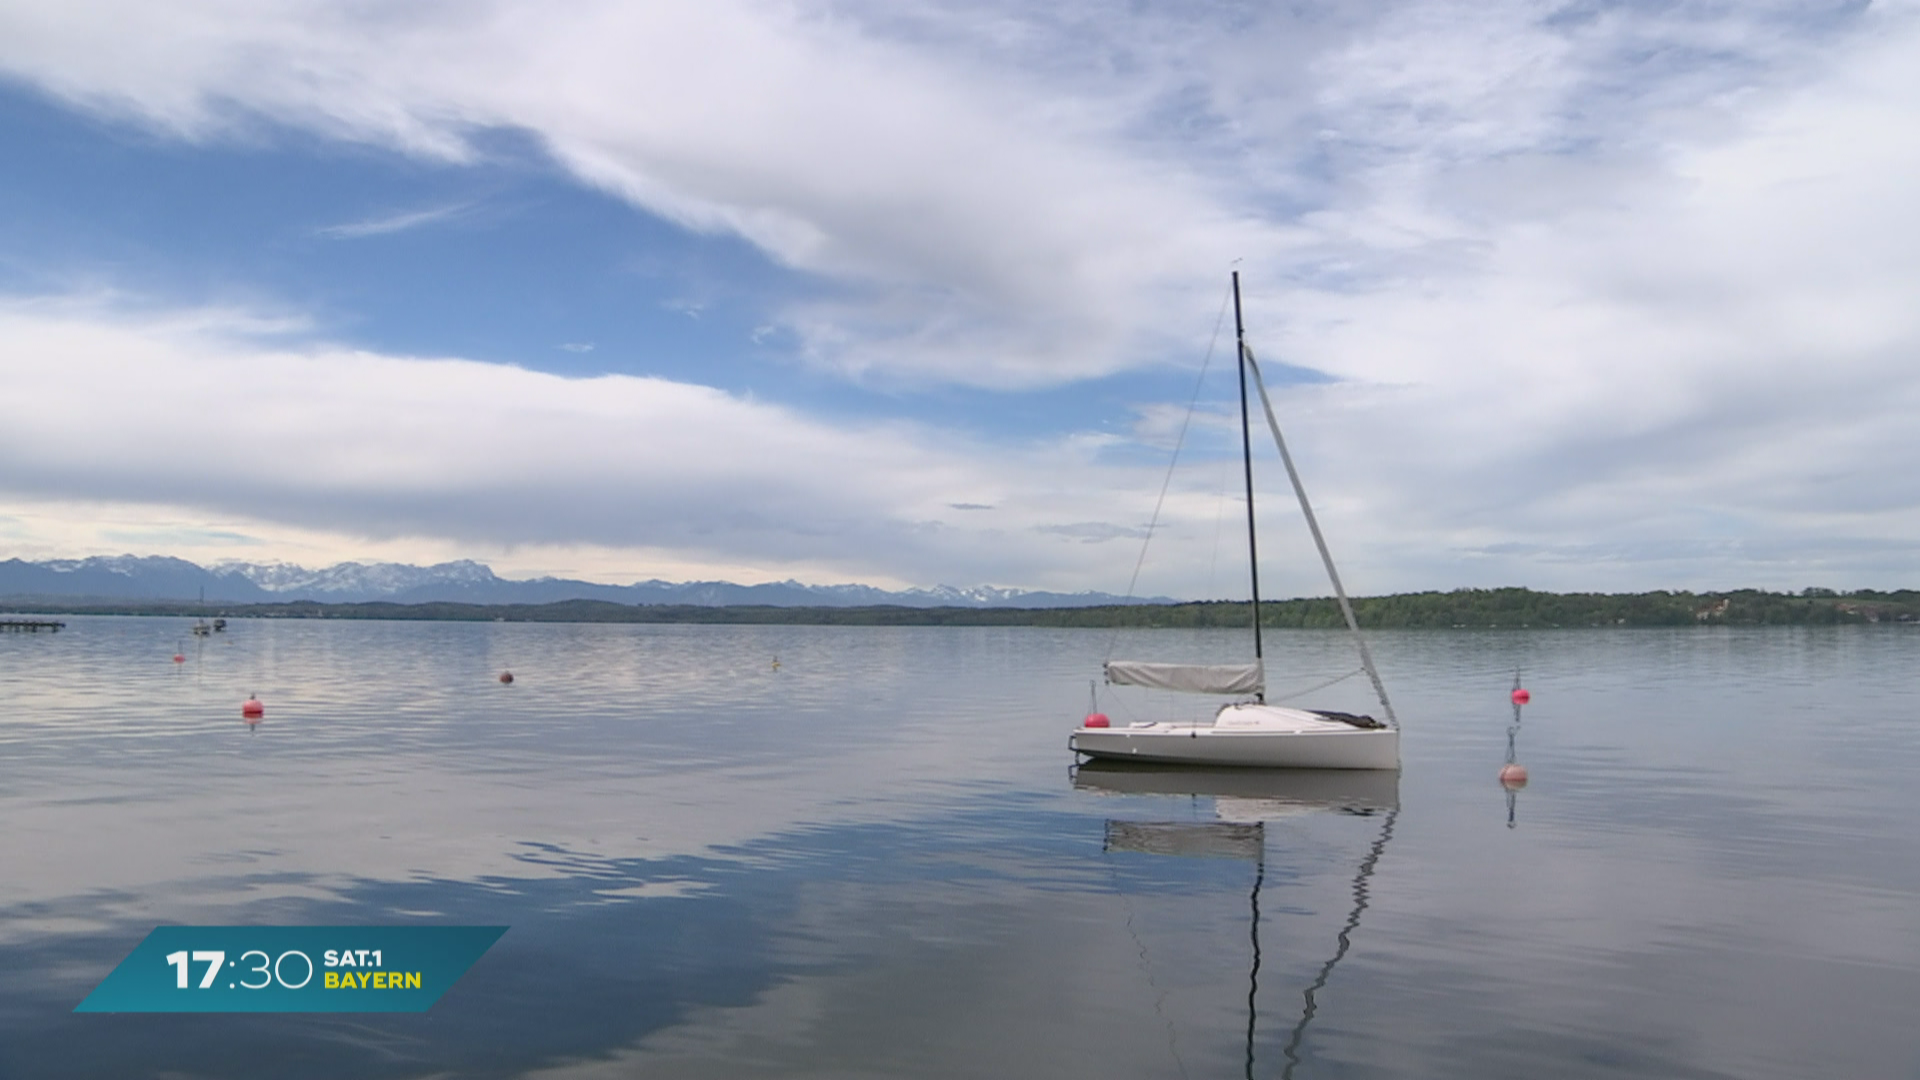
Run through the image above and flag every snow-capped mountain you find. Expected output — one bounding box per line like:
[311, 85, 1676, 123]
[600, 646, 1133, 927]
[214, 559, 501, 597]
[16, 555, 270, 601]
[0, 556, 1172, 608]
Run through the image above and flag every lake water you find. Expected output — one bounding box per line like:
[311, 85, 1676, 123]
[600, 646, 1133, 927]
[2, 616, 1918, 1078]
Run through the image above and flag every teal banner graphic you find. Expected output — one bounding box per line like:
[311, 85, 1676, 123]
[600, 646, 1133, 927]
[75, 926, 507, 1013]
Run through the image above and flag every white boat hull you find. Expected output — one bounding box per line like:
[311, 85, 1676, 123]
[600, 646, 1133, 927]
[1070, 705, 1399, 770]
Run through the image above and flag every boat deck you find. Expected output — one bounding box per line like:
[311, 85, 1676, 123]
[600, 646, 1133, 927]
[1070, 709, 1400, 770]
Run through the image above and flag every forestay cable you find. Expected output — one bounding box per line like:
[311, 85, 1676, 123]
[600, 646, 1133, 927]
[1242, 347, 1398, 727]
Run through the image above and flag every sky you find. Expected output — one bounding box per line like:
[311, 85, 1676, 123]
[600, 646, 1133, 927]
[0, 0, 1916, 599]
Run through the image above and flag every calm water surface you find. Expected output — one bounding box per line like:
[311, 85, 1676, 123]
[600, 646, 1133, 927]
[2, 616, 1918, 1078]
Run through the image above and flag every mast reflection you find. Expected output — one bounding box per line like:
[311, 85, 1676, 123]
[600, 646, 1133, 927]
[1077, 765, 1398, 1079]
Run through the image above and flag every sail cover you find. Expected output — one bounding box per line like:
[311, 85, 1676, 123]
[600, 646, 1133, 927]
[1105, 660, 1264, 695]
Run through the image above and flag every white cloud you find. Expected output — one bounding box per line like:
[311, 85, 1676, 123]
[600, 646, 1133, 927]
[0, 297, 1263, 592]
[315, 200, 476, 239]
[1242, 7, 1920, 589]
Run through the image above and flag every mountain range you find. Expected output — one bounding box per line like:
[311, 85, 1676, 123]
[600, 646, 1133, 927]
[0, 555, 1173, 608]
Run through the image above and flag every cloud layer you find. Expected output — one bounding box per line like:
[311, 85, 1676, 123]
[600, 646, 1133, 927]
[0, 0, 1273, 387]
[2, 1, 1919, 591]
[0, 298, 1241, 591]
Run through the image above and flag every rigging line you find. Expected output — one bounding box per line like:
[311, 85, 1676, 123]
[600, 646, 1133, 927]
[1104, 841, 1193, 1080]
[1242, 346, 1398, 727]
[1267, 667, 1364, 704]
[1279, 806, 1400, 1080]
[1104, 282, 1235, 664]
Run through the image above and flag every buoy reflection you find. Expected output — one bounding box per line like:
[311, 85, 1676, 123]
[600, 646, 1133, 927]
[1502, 672, 1529, 828]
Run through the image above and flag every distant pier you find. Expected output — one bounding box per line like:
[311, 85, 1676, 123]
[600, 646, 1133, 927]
[0, 619, 65, 632]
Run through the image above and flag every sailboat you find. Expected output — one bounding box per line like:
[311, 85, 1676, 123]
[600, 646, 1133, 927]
[1069, 273, 1400, 770]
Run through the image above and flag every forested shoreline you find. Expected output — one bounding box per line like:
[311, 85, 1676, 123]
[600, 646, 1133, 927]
[5, 587, 1916, 628]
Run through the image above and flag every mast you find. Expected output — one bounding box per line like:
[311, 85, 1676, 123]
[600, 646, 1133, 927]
[1233, 271, 1264, 692]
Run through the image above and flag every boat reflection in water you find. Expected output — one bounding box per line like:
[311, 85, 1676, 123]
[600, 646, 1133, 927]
[1076, 764, 1398, 1080]
[1073, 762, 1398, 817]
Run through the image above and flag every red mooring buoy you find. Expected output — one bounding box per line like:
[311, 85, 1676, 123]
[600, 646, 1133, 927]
[172, 653, 185, 664]
[1499, 762, 1529, 789]
[241, 696, 265, 719]
[498, 671, 514, 684]
[1084, 713, 1110, 728]
[1511, 687, 1531, 705]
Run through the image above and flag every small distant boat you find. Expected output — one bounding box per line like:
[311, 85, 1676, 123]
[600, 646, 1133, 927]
[1070, 273, 1399, 771]
[189, 620, 212, 637]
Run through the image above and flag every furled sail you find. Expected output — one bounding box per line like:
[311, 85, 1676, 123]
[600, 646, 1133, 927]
[1104, 660, 1264, 695]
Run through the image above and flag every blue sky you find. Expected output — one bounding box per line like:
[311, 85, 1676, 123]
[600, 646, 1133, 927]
[0, 83, 1189, 435]
[0, 0, 1916, 597]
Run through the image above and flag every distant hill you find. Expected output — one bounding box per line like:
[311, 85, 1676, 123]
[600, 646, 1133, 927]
[0, 555, 1174, 609]
[3, 587, 1915, 628]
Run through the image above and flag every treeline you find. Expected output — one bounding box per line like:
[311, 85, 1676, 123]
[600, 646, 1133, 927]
[1249, 587, 1920, 629]
[6, 587, 1919, 628]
